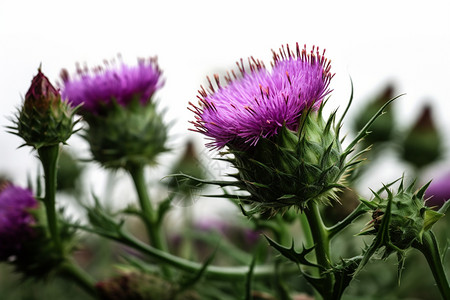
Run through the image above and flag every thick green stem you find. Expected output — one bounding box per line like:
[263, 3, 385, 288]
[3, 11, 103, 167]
[38, 145, 62, 254]
[119, 229, 297, 281]
[413, 231, 450, 300]
[304, 203, 334, 300]
[60, 259, 97, 298]
[128, 165, 171, 277]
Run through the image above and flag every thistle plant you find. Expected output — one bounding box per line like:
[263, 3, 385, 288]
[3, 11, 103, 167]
[61, 57, 170, 276]
[2, 44, 450, 300]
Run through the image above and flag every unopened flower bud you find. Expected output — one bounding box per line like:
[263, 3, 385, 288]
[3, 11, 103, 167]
[401, 105, 441, 169]
[353, 84, 395, 146]
[361, 180, 444, 252]
[10, 68, 78, 150]
[24, 68, 59, 114]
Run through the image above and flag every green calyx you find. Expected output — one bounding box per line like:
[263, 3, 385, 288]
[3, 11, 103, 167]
[360, 180, 445, 251]
[10, 99, 79, 150]
[84, 100, 168, 170]
[226, 102, 353, 215]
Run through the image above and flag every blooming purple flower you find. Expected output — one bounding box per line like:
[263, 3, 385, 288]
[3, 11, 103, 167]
[60, 57, 164, 114]
[0, 184, 38, 260]
[190, 44, 333, 149]
[425, 172, 450, 208]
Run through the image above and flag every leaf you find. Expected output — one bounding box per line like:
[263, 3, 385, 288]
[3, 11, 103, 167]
[264, 235, 320, 268]
[355, 192, 393, 275]
[332, 256, 362, 299]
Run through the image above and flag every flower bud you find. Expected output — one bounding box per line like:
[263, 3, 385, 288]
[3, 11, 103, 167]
[353, 84, 395, 146]
[24, 68, 60, 114]
[401, 105, 441, 169]
[361, 180, 444, 252]
[10, 68, 78, 150]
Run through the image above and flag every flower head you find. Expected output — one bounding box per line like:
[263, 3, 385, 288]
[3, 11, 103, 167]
[61, 57, 163, 114]
[24, 68, 60, 114]
[425, 172, 450, 208]
[10, 68, 78, 150]
[0, 184, 38, 260]
[190, 44, 332, 149]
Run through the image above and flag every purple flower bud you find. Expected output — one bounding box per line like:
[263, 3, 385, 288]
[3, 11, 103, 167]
[61, 57, 164, 114]
[11, 68, 78, 149]
[425, 172, 450, 208]
[24, 69, 60, 114]
[0, 184, 38, 260]
[190, 44, 333, 149]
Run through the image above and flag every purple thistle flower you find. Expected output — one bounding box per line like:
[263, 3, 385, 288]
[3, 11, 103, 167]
[190, 44, 333, 149]
[0, 184, 38, 260]
[60, 57, 164, 114]
[425, 172, 450, 208]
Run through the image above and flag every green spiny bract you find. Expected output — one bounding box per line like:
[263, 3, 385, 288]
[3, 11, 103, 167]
[225, 103, 356, 216]
[10, 69, 79, 150]
[361, 180, 445, 252]
[83, 100, 168, 170]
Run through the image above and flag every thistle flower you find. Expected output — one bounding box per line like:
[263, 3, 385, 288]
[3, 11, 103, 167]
[190, 44, 332, 149]
[0, 184, 38, 260]
[60, 58, 168, 169]
[189, 44, 370, 214]
[61, 57, 163, 115]
[424, 172, 450, 208]
[10, 68, 78, 150]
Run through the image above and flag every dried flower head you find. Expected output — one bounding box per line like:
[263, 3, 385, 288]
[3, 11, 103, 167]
[61, 57, 163, 114]
[190, 44, 333, 149]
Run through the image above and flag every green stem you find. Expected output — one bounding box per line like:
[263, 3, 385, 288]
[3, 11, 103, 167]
[304, 203, 334, 300]
[37, 145, 62, 254]
[119, 229, 297, 281]
[60, 259, 97, 298]
[128, 164, 171, 277]
[413, 231, 450, 300]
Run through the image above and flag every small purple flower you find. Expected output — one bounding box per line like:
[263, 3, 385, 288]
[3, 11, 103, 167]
[61, 57, 164, 114]
[0, 184, 38, 260]
[425, 172, 450, 208]
[190, 44, 333, 149]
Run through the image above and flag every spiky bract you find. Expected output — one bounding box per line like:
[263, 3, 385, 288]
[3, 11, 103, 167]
[83, 99, 168, 170]
[361, 180, 444, 252]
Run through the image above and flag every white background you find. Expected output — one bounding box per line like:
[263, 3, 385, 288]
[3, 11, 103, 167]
[1, 0, 449, 199]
